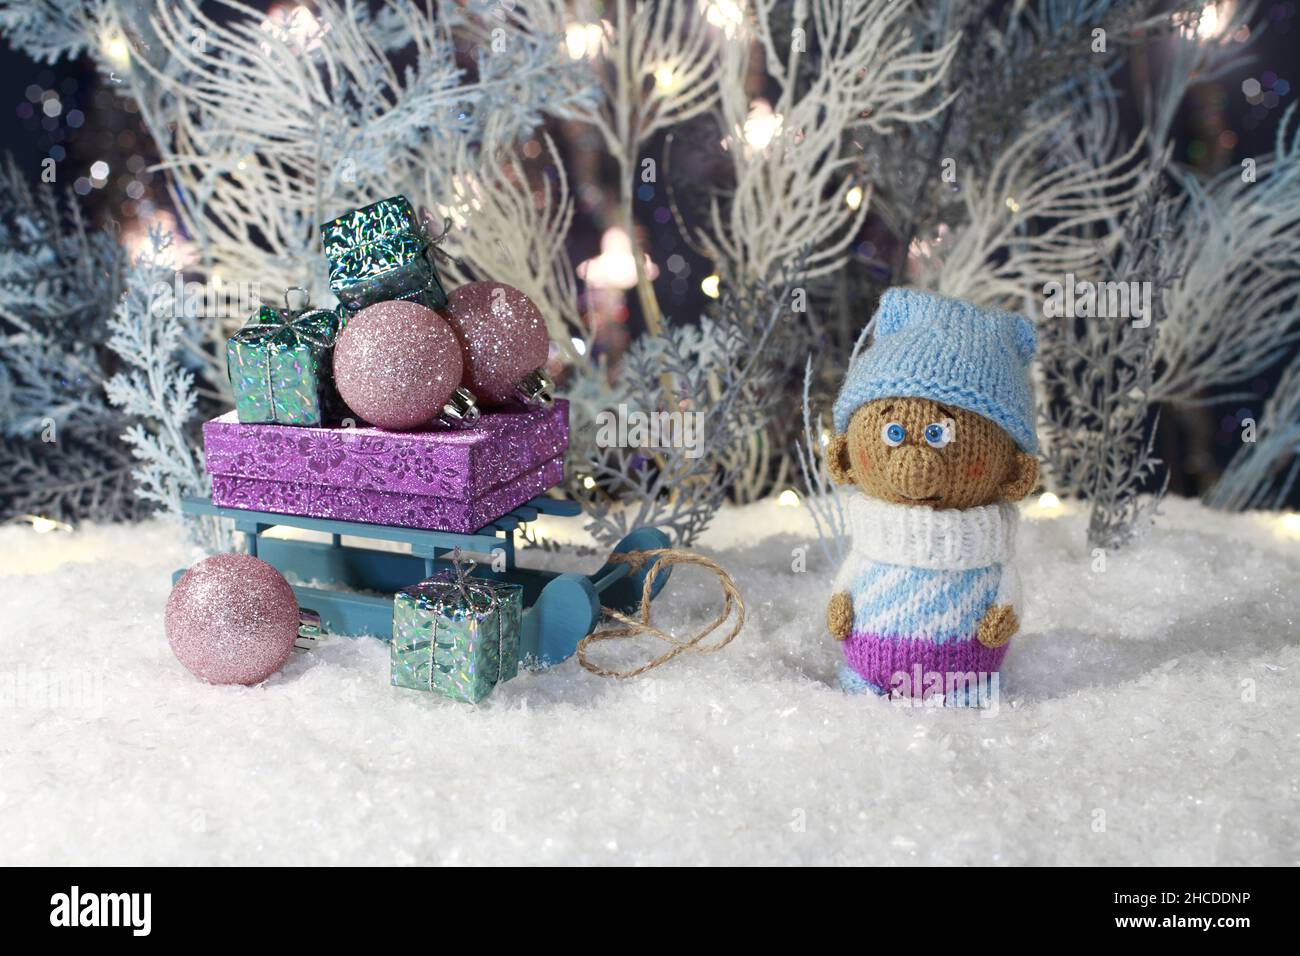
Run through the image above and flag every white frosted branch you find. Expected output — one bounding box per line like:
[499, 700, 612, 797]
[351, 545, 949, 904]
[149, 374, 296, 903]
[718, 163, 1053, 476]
[702, 0, 955, 286]
[926, 119, 1147, 307]
[1152, 105, 1300, 403]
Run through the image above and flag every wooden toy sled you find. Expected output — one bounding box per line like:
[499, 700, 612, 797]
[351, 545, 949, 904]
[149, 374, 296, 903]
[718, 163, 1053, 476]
[174, 495, 672, 669]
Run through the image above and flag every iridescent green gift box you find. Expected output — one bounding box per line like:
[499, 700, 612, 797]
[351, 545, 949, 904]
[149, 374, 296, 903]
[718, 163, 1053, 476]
[391, 573, 522, 704]
[320, 195, 449, 313]
[226, 301, 343, 426]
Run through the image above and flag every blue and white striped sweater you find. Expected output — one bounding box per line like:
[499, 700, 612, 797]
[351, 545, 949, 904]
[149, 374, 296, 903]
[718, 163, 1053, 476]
[850, 563, 1001, 643]
[835, 494, 1021, 642]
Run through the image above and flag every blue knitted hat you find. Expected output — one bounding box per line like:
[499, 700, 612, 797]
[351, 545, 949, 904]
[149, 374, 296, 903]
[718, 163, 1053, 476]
[833, 288, 1038, 453]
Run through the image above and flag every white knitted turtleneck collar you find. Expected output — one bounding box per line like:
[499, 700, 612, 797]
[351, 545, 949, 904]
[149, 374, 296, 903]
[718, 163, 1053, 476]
[844, 492, 1018, 571]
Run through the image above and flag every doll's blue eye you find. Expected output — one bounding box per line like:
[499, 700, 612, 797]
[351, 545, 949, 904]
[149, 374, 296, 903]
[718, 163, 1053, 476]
[924, 421, 954, 448]
[882, 422, 906, 447]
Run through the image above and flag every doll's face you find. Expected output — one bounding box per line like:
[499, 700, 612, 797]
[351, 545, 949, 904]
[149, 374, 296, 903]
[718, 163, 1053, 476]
[827, 397, 1038, 509]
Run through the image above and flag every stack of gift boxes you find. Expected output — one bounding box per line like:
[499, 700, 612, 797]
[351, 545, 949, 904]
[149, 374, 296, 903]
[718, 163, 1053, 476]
[207, 195, 564, 703]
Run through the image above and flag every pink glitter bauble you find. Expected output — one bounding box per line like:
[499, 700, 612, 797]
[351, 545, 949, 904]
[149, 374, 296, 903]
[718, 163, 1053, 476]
[333, 300, 464, 430]
[165, 553, 299, 686]
[439, 282, 550, 406]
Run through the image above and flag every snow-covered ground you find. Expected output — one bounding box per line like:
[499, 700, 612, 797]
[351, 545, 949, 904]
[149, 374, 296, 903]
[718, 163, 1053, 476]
[1, 496, 1297, 865]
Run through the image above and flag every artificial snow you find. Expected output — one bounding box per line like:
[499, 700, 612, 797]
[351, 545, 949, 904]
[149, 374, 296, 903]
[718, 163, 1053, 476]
[1, 496, 1297, 865]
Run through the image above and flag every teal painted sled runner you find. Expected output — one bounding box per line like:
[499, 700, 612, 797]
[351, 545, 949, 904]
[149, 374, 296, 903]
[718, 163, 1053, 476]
[174, 495, 672, 669]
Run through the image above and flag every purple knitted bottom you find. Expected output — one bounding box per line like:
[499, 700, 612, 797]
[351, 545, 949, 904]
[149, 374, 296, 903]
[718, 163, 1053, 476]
[842, 631, 1008, 699]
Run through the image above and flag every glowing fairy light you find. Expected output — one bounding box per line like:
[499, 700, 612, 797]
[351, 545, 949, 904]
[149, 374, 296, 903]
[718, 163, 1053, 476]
[1175, 2, 1235, 41]
[702, 0, 745, 35]
[576, 227, 658, 291]
[260, 4, 329, 53]
[845, 185, 864, 210]
[700, 274, 721, 298]
[120, 210, 194, 269]
[742, 99, 782, 150]
[565, 22, 605, 59]
[653, 65, 677, 92]
[101, 31, 130, 67]
[1197, 4, 1221, 37]
[565, 24, 588, 59]
[778, 489, 801, 507]
[1036, 492, 1062, 514]
[20, 515, 72, 534]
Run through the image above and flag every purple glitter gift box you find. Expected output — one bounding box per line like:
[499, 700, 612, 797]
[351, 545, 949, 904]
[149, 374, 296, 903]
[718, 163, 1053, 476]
[203, 400, 568, 532]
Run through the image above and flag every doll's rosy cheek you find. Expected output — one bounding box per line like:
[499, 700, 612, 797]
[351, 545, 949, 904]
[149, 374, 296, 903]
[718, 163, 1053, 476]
[965, 464, 985, 480]
[856, 448, 873, 473]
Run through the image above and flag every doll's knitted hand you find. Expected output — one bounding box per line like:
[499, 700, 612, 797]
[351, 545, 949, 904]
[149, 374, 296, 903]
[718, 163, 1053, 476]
[977, 604, 1018, 649]
[827, 591, 853, 641]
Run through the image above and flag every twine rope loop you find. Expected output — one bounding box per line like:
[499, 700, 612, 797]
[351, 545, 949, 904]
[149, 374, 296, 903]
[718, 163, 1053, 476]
[577, 548, 745, 679]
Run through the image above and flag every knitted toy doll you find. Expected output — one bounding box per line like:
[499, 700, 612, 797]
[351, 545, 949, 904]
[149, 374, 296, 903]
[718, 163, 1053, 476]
[825, 288, 1039, 703]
